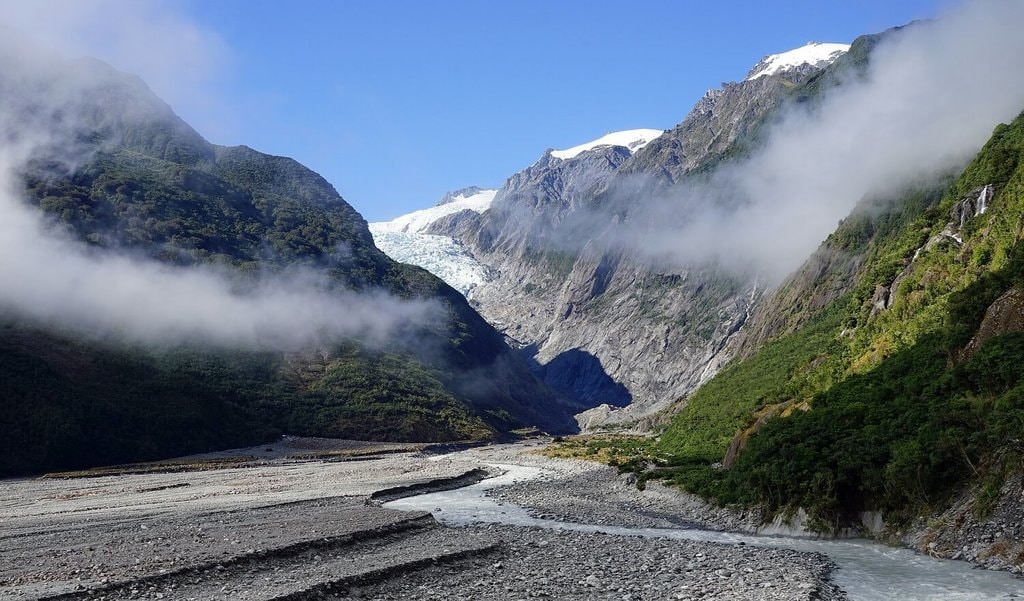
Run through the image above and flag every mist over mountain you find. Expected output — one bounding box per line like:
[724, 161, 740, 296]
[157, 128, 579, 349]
[365, 0, 1024, 563]
[371, 1, 1024, 433]
[0, 39, 577, 475]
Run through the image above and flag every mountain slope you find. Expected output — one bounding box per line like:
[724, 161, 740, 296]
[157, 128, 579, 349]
[657, 110, 1024, 548]
[371, 187, 497, 235]
[549, 129, 664, 160]
[0, 56, 574, 475]
[418, 46, 850, 426]
[746, 42, 851, 80]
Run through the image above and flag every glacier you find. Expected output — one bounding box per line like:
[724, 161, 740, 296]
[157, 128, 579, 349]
[371, 188, 496, 234]
[369, 129, 667, 299]
[368, 229, 494, 298]
[369, 188, 497, 298]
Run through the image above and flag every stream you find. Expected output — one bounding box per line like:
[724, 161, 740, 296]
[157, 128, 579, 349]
[384, 463, 1024, 601]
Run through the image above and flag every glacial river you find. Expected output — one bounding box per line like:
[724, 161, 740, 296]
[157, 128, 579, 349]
[385, 463, 1024, 601]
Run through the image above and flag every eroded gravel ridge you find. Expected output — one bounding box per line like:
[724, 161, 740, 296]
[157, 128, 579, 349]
[331, 524, 843, 601]
[46, 522, 500, 601]
[1, 497, 452, 600]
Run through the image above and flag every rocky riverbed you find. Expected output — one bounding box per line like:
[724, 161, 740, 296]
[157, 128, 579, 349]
[0, 436, 843, 600]
[478, 443, 760, 532]
[333, 524, 841, 601]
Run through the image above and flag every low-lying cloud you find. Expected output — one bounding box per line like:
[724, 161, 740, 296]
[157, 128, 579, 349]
[0, 180, 440, 349]
[607, 0, 1024, 282]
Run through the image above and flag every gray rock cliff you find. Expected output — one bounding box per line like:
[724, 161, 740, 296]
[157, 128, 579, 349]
[424, 53, 848, 429]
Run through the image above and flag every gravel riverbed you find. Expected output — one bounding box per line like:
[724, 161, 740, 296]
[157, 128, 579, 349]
[334, 523, 842, 601]
[0, 437, 844, 600]
[477, 443, 760, 532]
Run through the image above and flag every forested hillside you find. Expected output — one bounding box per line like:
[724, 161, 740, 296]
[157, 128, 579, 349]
[658, 110, 1024, 530]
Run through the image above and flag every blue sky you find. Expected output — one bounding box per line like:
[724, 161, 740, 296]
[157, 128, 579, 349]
[175, 1, 950, 221]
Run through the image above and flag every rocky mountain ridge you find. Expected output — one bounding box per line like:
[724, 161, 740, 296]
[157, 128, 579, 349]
[376, 43, 852, 428]
[745, 42, 851, 80]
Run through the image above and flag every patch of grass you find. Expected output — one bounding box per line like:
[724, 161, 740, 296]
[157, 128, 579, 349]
[540, 435, 660, 467]
[974, 471, 1006, 520]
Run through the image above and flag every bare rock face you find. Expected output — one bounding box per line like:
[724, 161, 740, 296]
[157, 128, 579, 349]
[732, 244, 866, 359]
[621, 71, 808, 185]
[963, 287, 1024, 359]
[902, 470, 1024, 574]
[428, 64, 837, 430]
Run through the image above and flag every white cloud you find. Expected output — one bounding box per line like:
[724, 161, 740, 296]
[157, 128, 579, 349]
[617, 0, 1024, 282]
[0, 0, 230, 130]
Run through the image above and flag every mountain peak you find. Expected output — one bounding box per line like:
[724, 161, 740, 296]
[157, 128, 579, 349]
[745, 42, 850, 80]
[437, 186, 486, 206]
[549, 129, 665, 161]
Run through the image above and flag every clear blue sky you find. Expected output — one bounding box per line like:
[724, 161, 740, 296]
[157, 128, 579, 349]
[182, 0, 950, 221]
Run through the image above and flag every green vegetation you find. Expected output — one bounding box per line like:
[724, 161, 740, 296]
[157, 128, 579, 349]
[540, 434, 658, 465]
[656, 112, 1024, 530]
[277, 347, 495, 442]
[0, 324, 499, 476]
[658, 302, 848, 462]
[521, 247, 579, 281]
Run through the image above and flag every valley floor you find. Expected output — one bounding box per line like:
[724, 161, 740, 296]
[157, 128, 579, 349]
[0, 437, 841, 601]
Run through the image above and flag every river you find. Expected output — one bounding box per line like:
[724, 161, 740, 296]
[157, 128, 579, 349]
[385, 462, 1024, 601]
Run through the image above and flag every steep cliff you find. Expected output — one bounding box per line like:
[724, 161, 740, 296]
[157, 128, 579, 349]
[423, 44, 852, 427]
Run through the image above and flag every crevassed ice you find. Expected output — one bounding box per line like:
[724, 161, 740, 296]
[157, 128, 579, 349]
[369, 229, 491, 298]
[369, 188, 497, 298]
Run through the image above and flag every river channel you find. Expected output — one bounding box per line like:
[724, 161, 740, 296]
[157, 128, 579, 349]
[385, 462, 1024, 600]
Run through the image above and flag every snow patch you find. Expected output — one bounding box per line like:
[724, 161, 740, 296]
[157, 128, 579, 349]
[746, 42, 850, 80]
[550, 129, 664, 161]
[371, 188, 496, 234]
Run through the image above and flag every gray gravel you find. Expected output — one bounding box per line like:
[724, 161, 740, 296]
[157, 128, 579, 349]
[0, 439, 846, 600]
[334, 524, 843, 601]
[341, 443, 845, 600]
[490, 455, 759, 532]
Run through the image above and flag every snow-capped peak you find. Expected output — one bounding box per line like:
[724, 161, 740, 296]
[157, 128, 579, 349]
[549, 128, 664, 161]
[369, 187, 496, 235]
[746, 42, 850, 80]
